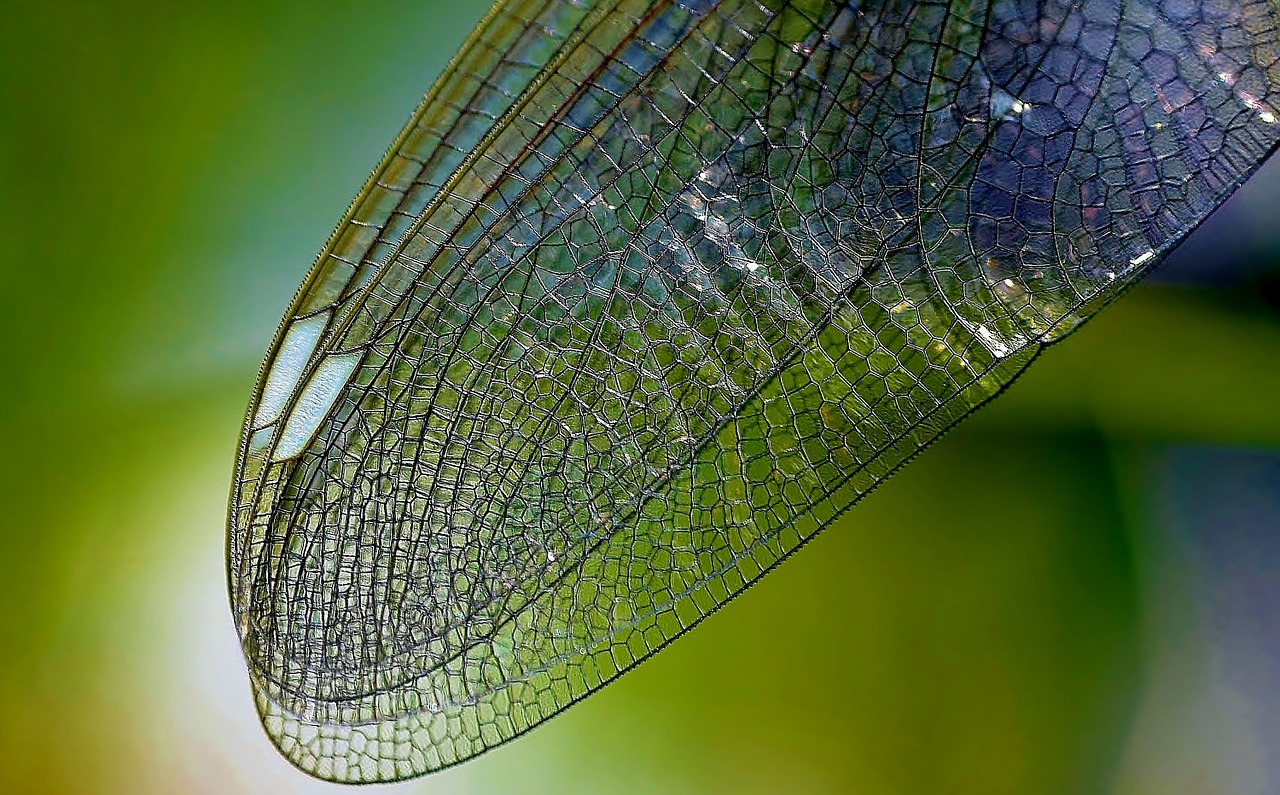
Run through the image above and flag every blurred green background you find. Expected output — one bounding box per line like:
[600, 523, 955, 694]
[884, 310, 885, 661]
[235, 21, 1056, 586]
[2, 2, 1279, 793]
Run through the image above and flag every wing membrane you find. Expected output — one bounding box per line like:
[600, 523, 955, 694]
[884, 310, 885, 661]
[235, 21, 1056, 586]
[228, 0, 1280, 782]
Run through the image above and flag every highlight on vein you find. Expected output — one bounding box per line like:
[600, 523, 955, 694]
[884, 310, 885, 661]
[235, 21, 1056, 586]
[226, 0, 1280, 783]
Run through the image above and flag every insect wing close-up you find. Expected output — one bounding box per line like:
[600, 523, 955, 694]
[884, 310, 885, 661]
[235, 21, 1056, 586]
[227, 0, 1280, 783]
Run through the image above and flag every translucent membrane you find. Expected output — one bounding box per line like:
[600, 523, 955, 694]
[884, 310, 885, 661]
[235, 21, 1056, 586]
[227, 0, 1280, 782]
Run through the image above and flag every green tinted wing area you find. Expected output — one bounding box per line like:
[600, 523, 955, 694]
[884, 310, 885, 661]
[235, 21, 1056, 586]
[227, 0, 1280, 782]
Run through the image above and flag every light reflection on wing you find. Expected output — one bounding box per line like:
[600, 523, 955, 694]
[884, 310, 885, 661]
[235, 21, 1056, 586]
[227, 0, 1280, 782]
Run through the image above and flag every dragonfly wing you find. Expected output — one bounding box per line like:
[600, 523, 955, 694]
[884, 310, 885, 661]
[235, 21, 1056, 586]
[228, 0, 1280, 782]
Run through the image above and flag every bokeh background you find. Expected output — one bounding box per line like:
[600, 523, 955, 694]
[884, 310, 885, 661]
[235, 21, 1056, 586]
[3, 2, 1279, 793]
